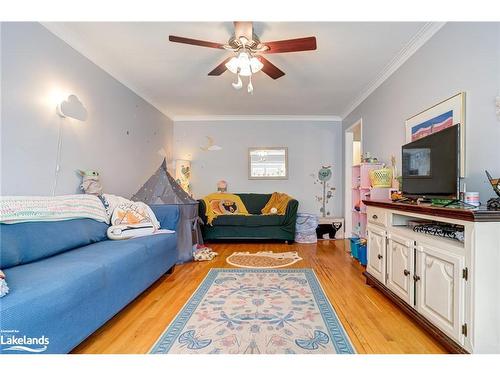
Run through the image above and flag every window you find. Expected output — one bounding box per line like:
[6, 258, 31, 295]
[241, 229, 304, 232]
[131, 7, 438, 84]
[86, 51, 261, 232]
[248, 148, 288, 180]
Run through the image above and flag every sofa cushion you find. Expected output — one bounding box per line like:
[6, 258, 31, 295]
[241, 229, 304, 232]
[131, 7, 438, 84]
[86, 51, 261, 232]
[0, 233, 177, 353]
[236, 194, 272, 214]
[0, 219, 108, 269]
[212, 214, 285, 227]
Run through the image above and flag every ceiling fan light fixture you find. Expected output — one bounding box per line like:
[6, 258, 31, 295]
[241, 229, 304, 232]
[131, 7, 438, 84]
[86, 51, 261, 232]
[225, 51, 263, 77]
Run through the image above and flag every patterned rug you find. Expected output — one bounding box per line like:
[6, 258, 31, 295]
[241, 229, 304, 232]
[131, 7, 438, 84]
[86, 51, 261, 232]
[150, 268, 355, 354]
[226, 251, 302, 269]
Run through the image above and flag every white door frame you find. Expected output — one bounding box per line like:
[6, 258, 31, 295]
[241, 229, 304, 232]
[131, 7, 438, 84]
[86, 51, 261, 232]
[344, 118, 363, 238]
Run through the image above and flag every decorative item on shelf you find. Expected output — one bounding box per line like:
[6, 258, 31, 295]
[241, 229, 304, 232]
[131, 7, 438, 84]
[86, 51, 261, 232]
[486, 170, 500, 210]
[463, 192, 480, 207]
[311, 165, 335, 217]
[77, 170, 102, 195]
[369, 167, 393, 188]
[390, 155, 400, 190]
[391, 190, 404, 201]
[175, 159, 192, 196]
[361, 152, 379, 163]
[216, 180, 228, 193]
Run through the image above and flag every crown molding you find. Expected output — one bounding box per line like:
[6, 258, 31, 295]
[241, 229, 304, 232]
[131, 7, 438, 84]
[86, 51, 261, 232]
[172, 115, 342, 122]
[40, 22, 174, 120]
[341, 22, 446, 120]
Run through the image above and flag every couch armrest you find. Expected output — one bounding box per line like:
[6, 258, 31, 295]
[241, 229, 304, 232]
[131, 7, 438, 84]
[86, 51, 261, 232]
[284, 199, 299, 225]
[150, 204, 180, 231]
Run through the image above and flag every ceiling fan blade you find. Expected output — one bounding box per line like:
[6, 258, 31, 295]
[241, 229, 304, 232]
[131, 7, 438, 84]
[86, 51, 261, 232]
[234, 21, 253, 41]
[261, 36, 317, 54]
[169, 35, 225, 49]
[256, 56, 285, 80]
[208, 57, 232, 76]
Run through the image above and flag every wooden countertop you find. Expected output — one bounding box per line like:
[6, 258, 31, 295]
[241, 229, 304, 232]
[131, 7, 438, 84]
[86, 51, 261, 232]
[363, 199, 500, 222]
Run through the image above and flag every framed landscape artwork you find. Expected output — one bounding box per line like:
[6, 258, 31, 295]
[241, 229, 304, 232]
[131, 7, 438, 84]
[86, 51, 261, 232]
[405, 92, 466, 176]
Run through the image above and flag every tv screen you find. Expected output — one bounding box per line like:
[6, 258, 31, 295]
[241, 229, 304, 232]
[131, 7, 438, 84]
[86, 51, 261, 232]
[402, 124, 460, 198]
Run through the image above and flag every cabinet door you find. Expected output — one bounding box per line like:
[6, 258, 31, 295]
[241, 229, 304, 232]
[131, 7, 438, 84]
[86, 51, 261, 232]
[366, 225, 386, 284]
[387, 233, 414, 305]
[415, 243, 465, 343]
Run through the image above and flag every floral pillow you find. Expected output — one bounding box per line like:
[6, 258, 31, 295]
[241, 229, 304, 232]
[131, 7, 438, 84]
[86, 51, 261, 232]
[0, 269, 9, 298]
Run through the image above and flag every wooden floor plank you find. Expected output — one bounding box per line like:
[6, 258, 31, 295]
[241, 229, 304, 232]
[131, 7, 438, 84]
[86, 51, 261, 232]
[72, 240, 447, 354]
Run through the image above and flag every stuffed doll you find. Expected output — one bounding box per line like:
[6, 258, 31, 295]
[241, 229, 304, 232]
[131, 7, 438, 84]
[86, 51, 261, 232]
[78, 170, 103, 195]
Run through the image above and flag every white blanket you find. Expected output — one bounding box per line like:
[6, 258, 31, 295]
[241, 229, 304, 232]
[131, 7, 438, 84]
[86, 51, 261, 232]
[0, 195, 108, 224]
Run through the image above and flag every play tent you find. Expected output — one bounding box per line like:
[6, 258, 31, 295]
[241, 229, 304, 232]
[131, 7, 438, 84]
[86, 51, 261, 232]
[131, 159, 202, 263]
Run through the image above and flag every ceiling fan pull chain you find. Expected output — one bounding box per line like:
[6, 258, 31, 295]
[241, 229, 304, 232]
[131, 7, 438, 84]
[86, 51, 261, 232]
[232, 71, 243, 90]
[247, 74, 254, 94]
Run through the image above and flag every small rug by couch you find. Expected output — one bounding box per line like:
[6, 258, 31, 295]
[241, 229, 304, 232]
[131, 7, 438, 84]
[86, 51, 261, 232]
[150, 268, 355, 354]
[226, 251, 302, 269]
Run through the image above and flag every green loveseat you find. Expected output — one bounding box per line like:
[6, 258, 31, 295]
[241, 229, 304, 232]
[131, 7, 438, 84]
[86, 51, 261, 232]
[198, 193, 299, 242]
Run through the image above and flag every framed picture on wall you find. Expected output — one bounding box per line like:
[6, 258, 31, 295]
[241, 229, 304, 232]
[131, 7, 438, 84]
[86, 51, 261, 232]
[405, 92, 466, 176]
[248, 147, 288, 180]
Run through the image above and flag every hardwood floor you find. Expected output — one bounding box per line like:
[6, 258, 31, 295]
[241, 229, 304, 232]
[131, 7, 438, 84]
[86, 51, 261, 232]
[72, 240, 447, 354]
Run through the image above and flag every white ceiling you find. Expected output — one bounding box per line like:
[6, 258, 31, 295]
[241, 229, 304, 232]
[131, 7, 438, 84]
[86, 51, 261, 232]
[43, 22, 442, 120]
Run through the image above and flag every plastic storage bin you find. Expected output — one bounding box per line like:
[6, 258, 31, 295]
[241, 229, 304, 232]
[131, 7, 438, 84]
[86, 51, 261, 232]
[349, 238, 359, 259]
[357, 243, 367, 266]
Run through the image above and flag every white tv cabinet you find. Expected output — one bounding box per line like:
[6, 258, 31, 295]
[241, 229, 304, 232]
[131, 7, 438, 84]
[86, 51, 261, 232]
[363, 199, 500, 353]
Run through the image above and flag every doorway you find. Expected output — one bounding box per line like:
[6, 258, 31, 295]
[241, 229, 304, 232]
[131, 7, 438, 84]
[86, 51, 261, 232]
[344, 119, 362, 238]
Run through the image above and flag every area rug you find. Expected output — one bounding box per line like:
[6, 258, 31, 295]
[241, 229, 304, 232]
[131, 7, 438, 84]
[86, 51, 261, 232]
[226, 251, 302, 269]
[150, 268, 355, 354]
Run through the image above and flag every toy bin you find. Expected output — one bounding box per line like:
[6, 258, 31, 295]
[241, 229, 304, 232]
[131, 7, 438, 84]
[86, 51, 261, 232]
[349, 238, 360, 259]
[357, 242, 367, 266]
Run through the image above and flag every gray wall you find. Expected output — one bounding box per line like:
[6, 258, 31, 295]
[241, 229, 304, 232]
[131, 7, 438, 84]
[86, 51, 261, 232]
[343, 22, 500, 203]
[174, 120, 343, 215]
[1, 22, 174, 197]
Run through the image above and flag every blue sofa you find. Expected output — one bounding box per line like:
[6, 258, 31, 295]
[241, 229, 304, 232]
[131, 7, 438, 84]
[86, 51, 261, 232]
[0, 204, 179, 354]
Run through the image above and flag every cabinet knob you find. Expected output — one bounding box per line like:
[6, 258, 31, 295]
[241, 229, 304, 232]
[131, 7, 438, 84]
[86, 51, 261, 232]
[413, 275, 421, 282]
[372, 214, 378, 219]
[377, 254, 383, 260]
[403, 269, 410, 276]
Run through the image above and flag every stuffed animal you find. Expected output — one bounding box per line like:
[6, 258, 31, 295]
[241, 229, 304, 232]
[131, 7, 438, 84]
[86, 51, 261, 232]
[78, 170, 103, 195]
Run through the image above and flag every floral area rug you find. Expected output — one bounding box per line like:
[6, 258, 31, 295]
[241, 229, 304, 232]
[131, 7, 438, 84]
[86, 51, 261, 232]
[226, 251, 302, 269]
[150, 268, 355, 354]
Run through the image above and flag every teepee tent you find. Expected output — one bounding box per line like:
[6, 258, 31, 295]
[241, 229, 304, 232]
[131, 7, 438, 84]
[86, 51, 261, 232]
[131, 159, 202, 263]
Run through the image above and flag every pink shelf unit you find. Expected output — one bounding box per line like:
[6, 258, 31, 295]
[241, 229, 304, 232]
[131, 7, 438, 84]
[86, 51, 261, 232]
[351, 162, 384, 239]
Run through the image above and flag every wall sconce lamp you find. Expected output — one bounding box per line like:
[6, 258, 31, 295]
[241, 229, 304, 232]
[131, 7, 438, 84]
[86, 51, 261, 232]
[52, 94, 87, 196]
[56, 94, 88, 121]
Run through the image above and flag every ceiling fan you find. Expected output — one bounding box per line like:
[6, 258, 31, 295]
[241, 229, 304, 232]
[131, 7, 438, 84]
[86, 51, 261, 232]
[169, 22, 317, 93]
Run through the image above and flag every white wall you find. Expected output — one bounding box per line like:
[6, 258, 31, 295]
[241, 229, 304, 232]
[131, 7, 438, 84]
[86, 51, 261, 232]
[174, 120, 343, 215]
[1, 22, 173, 197]
[343, 22, 500, 202]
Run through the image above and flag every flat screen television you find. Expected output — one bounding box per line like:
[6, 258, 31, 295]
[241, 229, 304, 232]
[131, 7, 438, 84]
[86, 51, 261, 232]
[402, 124, 460, 199]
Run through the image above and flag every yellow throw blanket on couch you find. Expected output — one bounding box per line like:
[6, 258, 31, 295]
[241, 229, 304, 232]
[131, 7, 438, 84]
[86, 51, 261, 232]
[202, 193, 250, 225]
[261, 192, 293, 215]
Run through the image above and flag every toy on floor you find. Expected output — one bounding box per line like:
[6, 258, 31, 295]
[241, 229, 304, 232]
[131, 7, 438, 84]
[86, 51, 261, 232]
[193, 244, 218, 261]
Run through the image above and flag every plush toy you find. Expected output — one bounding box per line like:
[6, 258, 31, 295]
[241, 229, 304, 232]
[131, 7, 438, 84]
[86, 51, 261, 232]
[78, 170, 103, 195]
[217, 180, 228, 192]
[193, 244, 218, 261]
